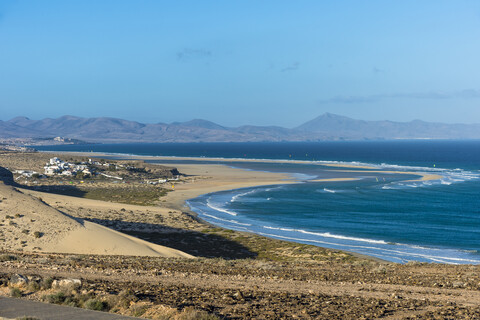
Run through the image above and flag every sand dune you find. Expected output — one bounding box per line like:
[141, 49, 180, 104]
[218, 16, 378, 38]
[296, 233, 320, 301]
[49, 220, 192, 257]
[0, 182, 192, 258]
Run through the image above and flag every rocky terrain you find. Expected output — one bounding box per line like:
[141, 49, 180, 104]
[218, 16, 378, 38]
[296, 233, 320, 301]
[1, 252, 480, 319]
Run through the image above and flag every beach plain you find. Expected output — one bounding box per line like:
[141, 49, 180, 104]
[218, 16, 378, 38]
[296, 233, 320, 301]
[1, 151, 480, 319]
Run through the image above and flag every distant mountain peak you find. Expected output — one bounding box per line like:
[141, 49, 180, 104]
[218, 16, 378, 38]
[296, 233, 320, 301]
[177, 119, 226, 130]
[8, 116, 35, 127]
[322, 112, 338, 117]
[2, 114, 480, 142]
[318, 112, 353, 120]
[9, 116, 30, 122]
[295, 112, 360, 132]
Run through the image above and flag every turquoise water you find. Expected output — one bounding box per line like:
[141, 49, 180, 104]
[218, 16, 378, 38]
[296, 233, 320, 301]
[37, 141, 480, 264]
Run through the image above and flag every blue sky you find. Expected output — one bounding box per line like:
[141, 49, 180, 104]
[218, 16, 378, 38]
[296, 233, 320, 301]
[1, 1, 480, 127]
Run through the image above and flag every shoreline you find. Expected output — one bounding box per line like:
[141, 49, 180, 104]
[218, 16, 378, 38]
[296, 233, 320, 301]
[29, 150, 458, 264]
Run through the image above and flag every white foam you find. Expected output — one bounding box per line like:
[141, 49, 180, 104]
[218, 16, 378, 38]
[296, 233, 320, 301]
[323, 188, 336, 193]
[206, 198, 238, 216]
[321, 160, 479, 185]
[256, 231, 391, 251]
[300, 230, 388, 244]
[263, 226, 388, 244]
[315, 160, 480, 190]
[201, 213, 251, 226]
[230, 189, 258, 202]
[263, 226, 296, 232]
[265, 186, 283, 192]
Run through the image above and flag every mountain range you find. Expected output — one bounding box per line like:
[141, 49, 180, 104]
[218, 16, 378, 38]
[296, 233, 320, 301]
[1, 113, 480, 143]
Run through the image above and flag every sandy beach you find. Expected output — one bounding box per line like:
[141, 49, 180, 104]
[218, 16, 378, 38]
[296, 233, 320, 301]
[328, 169, 444, 182]
[158, 163, 297, 209]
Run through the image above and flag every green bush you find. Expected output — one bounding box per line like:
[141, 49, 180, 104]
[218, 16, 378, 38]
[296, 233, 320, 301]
[178, 307, 220, 320]
[84, 298, 107, 311]
[10, 287, 22, 298]
[43, 292, 66, 304]
[27, 281, 41, 292]
[41, 277, 53, 289]
[131, 305, 149, 317]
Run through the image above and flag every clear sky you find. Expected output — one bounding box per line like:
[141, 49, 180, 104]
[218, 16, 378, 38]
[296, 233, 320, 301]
[1, 1, 480, 127]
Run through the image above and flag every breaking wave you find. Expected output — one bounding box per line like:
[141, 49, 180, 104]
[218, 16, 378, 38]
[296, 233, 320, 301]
[206, 198, 237, 216]
[263, 226, 388, 244]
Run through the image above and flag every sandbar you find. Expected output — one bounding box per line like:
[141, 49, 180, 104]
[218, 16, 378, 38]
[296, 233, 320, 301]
[328, 169, 443, 182]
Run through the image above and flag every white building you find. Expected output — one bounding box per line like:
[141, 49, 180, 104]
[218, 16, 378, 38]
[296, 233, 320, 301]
[49, 157, 61, 165]
[13, 170, 37, 177]
[44, 166, 59, 176]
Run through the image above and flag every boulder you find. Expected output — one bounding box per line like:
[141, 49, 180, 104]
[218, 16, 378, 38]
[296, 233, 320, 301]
[9, 274, 28, 286]
[52, 278, 82, 288]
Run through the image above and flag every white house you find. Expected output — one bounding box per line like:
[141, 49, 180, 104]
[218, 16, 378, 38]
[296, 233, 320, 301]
[13, 170, 37, 177]
[44, 166, 59, 176]
[49, 157, 61, 165]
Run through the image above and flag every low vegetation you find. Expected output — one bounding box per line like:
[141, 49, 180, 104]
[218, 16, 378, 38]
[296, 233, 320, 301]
[1, 267, 221, 319]
[0, 254, 17, 262]
[35, 185, 170, 206]
[79, 185, 170, 205]
[10, 287, 22, 297]
[38, 286, 218, 319]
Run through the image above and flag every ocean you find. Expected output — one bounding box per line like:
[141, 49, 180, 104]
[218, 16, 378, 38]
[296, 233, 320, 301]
[36, 140, 480, 264]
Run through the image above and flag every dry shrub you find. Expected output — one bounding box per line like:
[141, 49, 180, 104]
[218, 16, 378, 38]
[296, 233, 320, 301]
[10, 287, 22, 297]
[176, 307, 219, 320]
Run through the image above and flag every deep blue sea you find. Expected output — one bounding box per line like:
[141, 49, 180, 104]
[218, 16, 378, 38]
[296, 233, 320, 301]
[36, 141, 480, 264]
